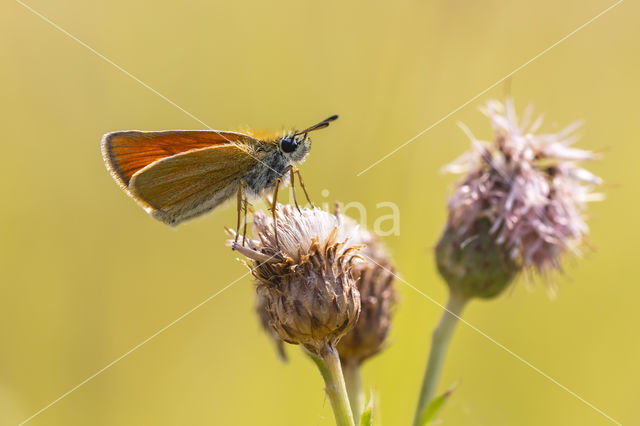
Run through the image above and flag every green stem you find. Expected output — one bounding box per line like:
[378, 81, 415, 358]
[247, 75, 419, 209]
[310, 346, 356, 426]
[412, 292, 468, 426]
[343, 361, 364, 424]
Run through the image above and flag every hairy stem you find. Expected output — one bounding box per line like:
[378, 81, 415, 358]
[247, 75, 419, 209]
[310, 346, 355, 426]
[343, 361, 364, 424]
[413, 292, 467, 426]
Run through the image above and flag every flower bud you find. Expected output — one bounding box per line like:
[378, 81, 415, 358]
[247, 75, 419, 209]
[436, 220, 518, 300]
[232, 205, 362, 356]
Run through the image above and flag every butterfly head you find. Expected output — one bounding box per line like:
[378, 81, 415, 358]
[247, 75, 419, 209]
[279, 133, 311, 163]
[279, 115, 338, 163]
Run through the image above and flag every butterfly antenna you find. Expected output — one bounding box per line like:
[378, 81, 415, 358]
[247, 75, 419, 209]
[293, 115, 338, 136]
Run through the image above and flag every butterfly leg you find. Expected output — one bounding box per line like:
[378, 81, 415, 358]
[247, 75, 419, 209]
[242, 195, 249, 245]
[234, 183, 243, 244]
[294, 169, 315, 208]
[272, 177, 281, 248]
[289, 167, 302, 213]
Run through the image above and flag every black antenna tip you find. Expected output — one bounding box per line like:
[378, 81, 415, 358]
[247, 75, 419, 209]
[293, 115, 340, 136]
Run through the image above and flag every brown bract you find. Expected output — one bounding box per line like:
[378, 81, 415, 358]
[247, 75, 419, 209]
[335, 216, 396, 366]
[232, 205, 362, 356]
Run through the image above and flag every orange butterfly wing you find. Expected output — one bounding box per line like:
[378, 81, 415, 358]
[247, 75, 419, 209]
[129, 144, 258, 225]
[101, 130, 251, 189]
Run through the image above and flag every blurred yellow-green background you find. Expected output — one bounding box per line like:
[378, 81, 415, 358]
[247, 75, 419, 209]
[1, 0, 638, 424]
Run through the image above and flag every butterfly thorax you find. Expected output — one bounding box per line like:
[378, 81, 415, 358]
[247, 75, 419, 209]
[242, 132, 310, 196]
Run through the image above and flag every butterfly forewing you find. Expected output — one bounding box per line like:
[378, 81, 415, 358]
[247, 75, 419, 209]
[101, 130, 252, 188]
[129, 144, 258, 225]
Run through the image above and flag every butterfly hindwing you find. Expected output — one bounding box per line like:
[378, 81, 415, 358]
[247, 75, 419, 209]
[129, 144, 258, 225]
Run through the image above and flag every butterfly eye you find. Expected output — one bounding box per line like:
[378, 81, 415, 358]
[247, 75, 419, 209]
[280, 137, 298, 153]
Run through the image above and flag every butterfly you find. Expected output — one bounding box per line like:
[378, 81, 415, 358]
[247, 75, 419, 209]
[101, 115, 338, 236]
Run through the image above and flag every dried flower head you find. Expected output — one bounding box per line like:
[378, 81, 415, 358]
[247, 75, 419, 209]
[439, 98, 601, 296]
[255, 291, 288, 361]
[232, 205, 362, 356]
[335, 215, 397, 366]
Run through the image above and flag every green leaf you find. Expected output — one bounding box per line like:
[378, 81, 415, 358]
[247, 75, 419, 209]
[359, 393, 374, 426]
[418, 383, 458, 425]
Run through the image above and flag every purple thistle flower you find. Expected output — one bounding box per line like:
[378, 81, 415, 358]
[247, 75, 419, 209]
[443, 99, 602, 275]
